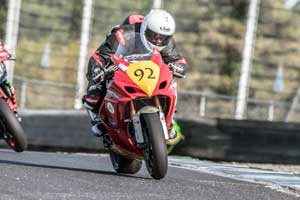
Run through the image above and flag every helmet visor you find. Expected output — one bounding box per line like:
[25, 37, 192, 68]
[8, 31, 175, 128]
[145, 28, 171, 47]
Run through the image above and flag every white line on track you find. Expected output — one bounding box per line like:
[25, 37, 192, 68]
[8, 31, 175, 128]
[71, 153, 300, 197]
[168, 156, 300, 198]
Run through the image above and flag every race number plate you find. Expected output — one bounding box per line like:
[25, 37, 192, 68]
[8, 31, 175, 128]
[126, 61, 160, 96]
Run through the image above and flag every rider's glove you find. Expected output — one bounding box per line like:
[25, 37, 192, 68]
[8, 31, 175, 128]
[92, 67, 105, 82]
[103, 64, 118, 80]
[168, 63, 185, 78]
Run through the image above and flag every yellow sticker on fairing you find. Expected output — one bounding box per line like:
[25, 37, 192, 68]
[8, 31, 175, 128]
[126, 61, 160, 96]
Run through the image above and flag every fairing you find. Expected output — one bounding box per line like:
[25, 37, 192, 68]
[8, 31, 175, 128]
[99, 33, 176, 157]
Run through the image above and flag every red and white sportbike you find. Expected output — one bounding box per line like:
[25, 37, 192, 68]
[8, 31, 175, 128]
[0, 42, 27, 152]
[99, 33, 182, 179]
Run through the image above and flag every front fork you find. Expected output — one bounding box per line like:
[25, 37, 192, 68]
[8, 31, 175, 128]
[130, 96, 170, 145]
[0, 80, 17, 112]
[128, 96, 162, 116]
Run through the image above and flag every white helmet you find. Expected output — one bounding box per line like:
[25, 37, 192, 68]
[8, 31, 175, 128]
[140, 9, 175, 50]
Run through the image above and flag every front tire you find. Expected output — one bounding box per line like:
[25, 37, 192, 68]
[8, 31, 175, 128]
[0, 98, 27, 152]
[109, 150, 142, 174]
[141, 112, 168, 179]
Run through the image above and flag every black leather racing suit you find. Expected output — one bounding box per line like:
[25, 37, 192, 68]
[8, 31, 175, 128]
[83, 14, 187, 111]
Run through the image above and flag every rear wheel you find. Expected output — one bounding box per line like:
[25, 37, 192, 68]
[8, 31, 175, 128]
[109, 150, 142, 174]
[0, 98, 27, 152]
[141, 112, 168, 179]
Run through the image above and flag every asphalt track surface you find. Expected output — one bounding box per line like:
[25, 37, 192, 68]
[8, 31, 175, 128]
[0, 150, 298, 200]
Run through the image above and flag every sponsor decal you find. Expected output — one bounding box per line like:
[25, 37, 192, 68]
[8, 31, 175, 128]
[160, 26, 171, 32]
[118, 63, 128, 71]
[107, 102, 115, 114]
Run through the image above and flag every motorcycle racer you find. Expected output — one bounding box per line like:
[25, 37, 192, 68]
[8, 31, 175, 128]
[0, 41, 18, 113]
[82, 9, 187, 137]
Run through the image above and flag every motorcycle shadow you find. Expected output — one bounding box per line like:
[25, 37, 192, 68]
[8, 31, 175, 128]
[0, 159, 152, 180]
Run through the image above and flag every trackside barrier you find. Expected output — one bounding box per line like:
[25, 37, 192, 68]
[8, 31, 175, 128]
[173, 118, 300, 164]
[1, 110, 300, 163]
[0, 110, 105, 152]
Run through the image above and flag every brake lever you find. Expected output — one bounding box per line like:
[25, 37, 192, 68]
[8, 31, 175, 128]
[104, 65, 118, 74]
[7, 53, 15, 61]
[173, 71, 186, 78]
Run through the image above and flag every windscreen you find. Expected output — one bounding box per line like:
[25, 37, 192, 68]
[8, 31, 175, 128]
[115, 32, 152, 62]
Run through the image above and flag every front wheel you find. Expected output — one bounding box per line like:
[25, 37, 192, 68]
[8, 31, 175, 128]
[141, 112, 168, 179]
[0, 98, 27, 152]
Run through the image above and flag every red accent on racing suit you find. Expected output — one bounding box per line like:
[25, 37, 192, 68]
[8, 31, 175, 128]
[114, 29, 126, 46]
[128, 14, 144, 24]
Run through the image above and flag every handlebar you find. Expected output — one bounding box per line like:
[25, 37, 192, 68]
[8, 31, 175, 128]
[103, 65, 118, 75]
[0, 54, 15, 62]
[104, 62, 186, 78]
[168, 63, 186, 78]
[173, 71, 186, 78]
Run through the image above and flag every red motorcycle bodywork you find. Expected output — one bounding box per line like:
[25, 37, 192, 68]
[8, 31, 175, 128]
[0, 44, 16, 112]
[99, 49, 176, 159]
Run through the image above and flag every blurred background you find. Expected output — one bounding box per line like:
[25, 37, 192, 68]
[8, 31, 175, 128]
[1, 0, 300, 122]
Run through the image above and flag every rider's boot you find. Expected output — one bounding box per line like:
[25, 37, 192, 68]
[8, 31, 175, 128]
[83, 96, 107, 137]
[85, 105, 112, 147]
[86, 109, 107, 137]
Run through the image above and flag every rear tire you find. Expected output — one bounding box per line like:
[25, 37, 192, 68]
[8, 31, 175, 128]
[141, 112, 168, 179]
[0, 98, 27, 152]
[109, 150, 142, 174]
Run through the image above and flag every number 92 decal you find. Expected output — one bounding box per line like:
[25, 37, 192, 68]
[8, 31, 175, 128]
[134, 68, 155, 81]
